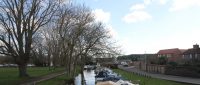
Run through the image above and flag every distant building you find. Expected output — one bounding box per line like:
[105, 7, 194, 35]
[117, 54, 157, 64]
[157, 48, 186, 63]
[95, 57, 118, 68]
[138, 54, 157, 64]
[183, 44, 200, 64]
[95, 57, 116, 63]
[118, 54, 157, 71]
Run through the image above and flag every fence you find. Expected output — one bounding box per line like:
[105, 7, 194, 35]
[131, 61, 166, 74]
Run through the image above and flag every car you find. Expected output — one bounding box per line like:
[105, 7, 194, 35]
[10, 64, 18, 67]
[27, 64, 35, 67]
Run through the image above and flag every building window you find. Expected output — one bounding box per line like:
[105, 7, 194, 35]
[197, 54, 200, 59]
[158, 55, 162, 57]
[167, 54, 171, 58]
[198, 54, 200, 60]
[187, 55, 190, 59]
[190, 54, 192, 59]
[195, 54, 198, 59]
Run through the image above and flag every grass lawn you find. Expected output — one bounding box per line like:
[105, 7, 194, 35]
[0, 67, 64, 85]
[37, 67, 81, 85]
[113, 69, 190, 85]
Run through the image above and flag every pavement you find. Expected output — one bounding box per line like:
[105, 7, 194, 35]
[20, 71, 66, 85]
[118, 65, 200, 85]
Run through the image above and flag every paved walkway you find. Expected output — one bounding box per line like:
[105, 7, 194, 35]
[20, 71, 66, 85]
[118, 65, 200, 85]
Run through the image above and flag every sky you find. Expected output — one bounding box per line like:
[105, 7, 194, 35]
[76, 0, 200, 55]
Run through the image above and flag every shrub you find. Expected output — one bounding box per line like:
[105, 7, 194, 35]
[168, 61, 178, 67]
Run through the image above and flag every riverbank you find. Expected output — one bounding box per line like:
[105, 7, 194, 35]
[113, 69, 190, 85]
[37, 67, 81, 85]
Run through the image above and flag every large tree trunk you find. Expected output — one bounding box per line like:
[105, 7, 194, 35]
[81, 66, 85, 85]
[81, 55, 85, 85]
[18, 63, 29, 77]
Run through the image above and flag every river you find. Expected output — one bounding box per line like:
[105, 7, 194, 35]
[74, 70, 95, 85]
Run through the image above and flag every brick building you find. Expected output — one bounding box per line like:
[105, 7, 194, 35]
[182, 44, 200, 64]
[157, 48, 186, 64]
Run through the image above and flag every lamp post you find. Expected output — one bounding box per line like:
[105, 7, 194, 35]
[145, 51, 147, 71]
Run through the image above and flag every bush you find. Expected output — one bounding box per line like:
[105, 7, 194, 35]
[167, 61, 178, 67]
[165, 66, 200, 78]
[158, 56, 167, 65]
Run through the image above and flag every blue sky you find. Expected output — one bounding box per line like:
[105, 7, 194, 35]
[77, 0, 200, 54]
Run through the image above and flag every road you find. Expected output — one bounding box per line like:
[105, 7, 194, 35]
[118, 65, 200, 85]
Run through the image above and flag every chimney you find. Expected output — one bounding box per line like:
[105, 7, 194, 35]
[193, 44, 199, 49]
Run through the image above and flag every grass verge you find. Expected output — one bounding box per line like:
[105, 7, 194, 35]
[113, 69, 190, 85]
[0, 67, 64, 85]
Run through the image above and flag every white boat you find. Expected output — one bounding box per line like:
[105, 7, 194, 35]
[116, 80, 139, 85]
[96, 80, 139, 85]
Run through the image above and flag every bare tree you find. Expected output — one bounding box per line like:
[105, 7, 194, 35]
[27, 2, 121, 82]
[0, 0, 58, 77]
[31, 34, 48, 67]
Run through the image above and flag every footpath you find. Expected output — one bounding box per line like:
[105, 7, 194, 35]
[118, 65, 200, 85]
[20, 71, 66, 85]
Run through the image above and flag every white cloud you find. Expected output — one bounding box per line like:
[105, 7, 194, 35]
[106, 25, 118, 39]
[158, 0, 167, 5]
[93, 9, 119, 40]
[144, 0, 168, 5]
[122, 11, 152, 23]
[123, 0, 154, 23]
[119, 38, 133, 54]
[144, 0, 152, 5]
[93, 9, 111, 23]
[170, 0, 200, 12]
[130, 4, 145, 10]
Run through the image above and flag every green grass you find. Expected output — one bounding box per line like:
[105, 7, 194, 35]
[37, 67, 81, 85]
[0, 67, 64, 85]
[36, 74, 68, 85]
[113, 69, 190, 85]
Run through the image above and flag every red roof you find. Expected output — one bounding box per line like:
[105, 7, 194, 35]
[180, 49, 187, 53]
[157, 48, 183, 54]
